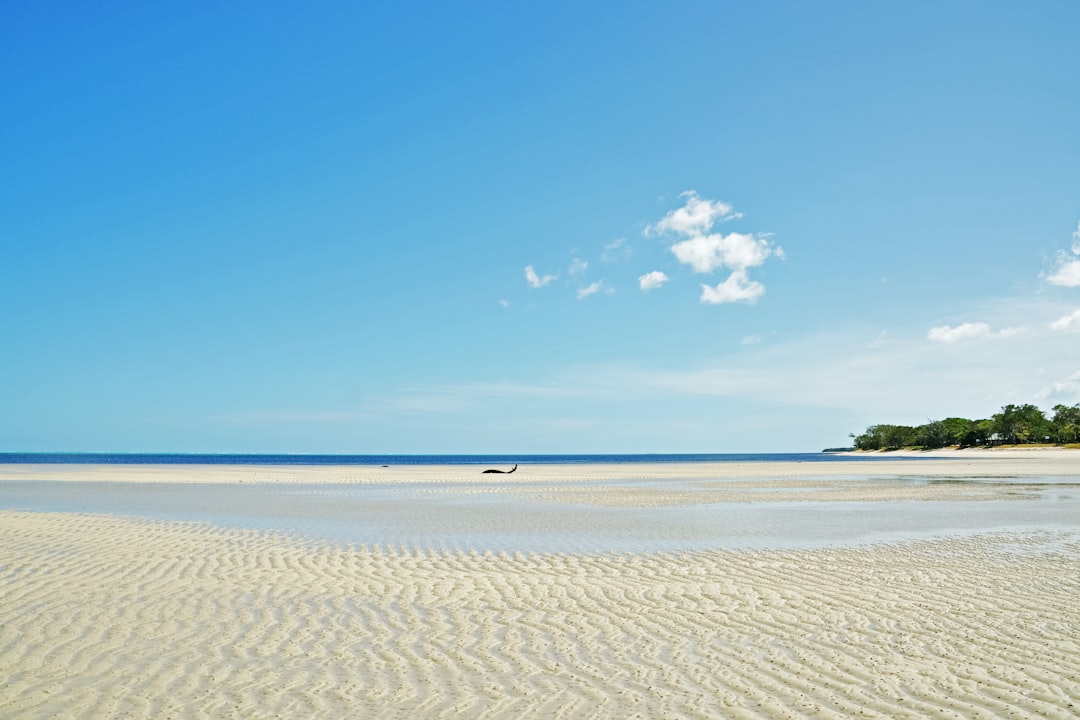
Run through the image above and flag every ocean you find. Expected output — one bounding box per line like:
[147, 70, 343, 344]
[0, 452, 876, 465]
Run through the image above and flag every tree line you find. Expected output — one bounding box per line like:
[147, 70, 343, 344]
[853, 403, 1080, 450]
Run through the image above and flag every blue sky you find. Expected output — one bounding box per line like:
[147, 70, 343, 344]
[3, 2, 1079, 453]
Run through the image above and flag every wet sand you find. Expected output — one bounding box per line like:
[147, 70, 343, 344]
[2, 453, 1078, 718]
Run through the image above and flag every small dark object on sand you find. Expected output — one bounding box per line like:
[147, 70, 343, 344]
[482, 464, 517, 474]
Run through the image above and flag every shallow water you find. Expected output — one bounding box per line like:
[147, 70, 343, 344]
[3, 476, 1078, 552]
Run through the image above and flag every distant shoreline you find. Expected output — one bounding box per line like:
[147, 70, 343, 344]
[838, 445, 1080, 458]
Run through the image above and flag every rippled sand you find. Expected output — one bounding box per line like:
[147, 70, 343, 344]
[2, 508, 1079, 719]
[3, 454, 1079, 718]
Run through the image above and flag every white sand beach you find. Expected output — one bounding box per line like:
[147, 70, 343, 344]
[2, 452, 1078, 719]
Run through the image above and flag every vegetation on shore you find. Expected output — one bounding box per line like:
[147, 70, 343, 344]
[852, 403, 1080, 451]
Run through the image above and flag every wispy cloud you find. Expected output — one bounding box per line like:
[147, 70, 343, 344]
[1044, 220, 1080, 287]
[577, 280, 612, 300]
[525, 265, 557, 288]
[607, 316, 1074, 420]
[568, 258, 588, 275]
[638, 271, 669, 291]
[601, 238, 632, 263]
[362, 320, 1071, 418]
[926, 323, 990, 343]
[1037, 370, 1080, 404]
[927, 322, 1024, 342]
[216, 298, 1080, 451]
[1049, 308, 1080, 333]
[647, 191, 781, 304]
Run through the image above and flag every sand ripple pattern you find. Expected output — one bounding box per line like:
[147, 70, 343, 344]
[2, 511, 1078, 719]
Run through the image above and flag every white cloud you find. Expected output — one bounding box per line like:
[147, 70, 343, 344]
[1044, 221, 1080, 287]
[568, 258, 588, 275]
[498, 299, 510, 309]
[1037, 370, 1080, 404]
[671, 231, 777, 274]
[700, 269, 765, 304]
[525, 265, 557, 288]
[740, 334, 763, 345]
[1050, 309, 1080, 333]
[927, 323, 989, 342]
[926, 322, 1025, 342]
[646, 191, 738, 237]
[638, 271, 669, 291]
[577, 280, 611, 300]
[646, 191, 781, 305]
[1046, 256, 1080, 287]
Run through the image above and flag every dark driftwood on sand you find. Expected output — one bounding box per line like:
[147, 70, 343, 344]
[482, 464, 517, 474]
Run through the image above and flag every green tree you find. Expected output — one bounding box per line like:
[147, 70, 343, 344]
[940, 417, 977, 447]
[991, 404, 1050, 444]
[1050, 404, 1080, 443]
[853, 424, 915, 450]
[880, 424, 916, 450]
[916, 420, 949, 449]
[853, 405, 1074, 449]
[854, 425, 884, 450]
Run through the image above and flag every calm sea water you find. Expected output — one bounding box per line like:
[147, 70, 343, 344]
[0, 452, 881, 465]
[2, 475, 1076, 553]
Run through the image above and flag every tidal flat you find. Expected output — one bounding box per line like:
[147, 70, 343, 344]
[2, 454, 1078, 719]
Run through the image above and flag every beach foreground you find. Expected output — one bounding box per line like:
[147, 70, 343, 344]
[2, 455, 1078, 718]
